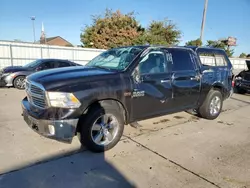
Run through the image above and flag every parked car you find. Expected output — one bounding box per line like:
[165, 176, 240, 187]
[233, 60, 250, 94]
[21, 45, 233, 152]
[0, 59, 82, 89]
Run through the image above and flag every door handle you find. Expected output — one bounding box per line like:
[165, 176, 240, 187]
[161, 79, 170, 83]
[190, 75, 200, 81]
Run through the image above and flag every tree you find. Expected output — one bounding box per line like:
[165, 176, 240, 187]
[239, 53, 247, 58]
[80, 9, 145, 49]
[145, 19, 181, 45]
[80, 10, 182, 49]
[185, 38, 202, 46]
[206, 40, 234, 57]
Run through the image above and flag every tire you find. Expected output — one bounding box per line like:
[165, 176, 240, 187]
[234, 86, 246, 94]
[197, 89, 223, 120]
[13, 76, 26, 90]
[79, 103, 124, 153]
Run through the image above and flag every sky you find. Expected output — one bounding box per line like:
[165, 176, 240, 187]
[0, 0, 249, 56]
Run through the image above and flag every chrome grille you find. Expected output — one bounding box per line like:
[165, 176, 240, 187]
[25, 80, 46, 109]
[30, 84, 44, 95]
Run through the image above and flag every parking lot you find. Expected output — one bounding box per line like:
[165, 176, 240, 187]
[0, 88, 250, 188]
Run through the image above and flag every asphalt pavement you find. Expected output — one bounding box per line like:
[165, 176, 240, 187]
[0, 88, 250, 188]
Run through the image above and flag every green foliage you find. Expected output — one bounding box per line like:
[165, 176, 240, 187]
[239, 53, 247, 58]
[185, 38, 202, 46]
[80, 9, 181, 49]
[145, 19, 181, 45]
[206, 40, 234, 57]
[80, 9, 145, 49]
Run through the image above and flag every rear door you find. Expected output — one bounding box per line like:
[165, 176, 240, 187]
[167, 48, 201, 109]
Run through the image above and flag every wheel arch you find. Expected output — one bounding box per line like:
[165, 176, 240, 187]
[12, 74, 26, 83]
[211, 82, 227, 99]
[76, 98, 129, 132]
[13, 75, 26, 88]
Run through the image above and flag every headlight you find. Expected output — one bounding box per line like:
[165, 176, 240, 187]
[3, 73, 16, 78]
[47, 92, 81, 108]
[2, 73, 11, 77]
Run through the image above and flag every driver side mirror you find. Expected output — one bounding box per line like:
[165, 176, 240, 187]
[132, 67, 143, 83]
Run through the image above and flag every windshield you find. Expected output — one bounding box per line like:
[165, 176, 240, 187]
[23, 59, 42, 68]
[86, 46, 145, 70]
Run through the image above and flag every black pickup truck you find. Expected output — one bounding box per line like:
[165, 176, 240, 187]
[21, 45, 233, 152]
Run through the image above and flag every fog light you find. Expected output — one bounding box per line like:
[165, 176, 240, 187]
[48, 124, 55, 135]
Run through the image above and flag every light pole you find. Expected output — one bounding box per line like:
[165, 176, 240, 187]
[30, 16, 36, 43]
[200, 0, 208, 43]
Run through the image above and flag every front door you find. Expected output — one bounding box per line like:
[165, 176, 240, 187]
[131, 48, 173, 120]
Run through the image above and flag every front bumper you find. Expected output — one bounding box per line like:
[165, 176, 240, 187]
[4, 75, 14, 87]
[0, 75, 7, 87]
[21, 97, 79, 143]
[0, 75, 13, 87]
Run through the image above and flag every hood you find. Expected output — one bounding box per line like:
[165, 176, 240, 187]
[246, 60, 250, 70]
[2, 66, 29, 73]
[27, 66, 118, 90]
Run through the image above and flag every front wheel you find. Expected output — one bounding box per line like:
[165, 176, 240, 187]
[79, 104, 124, 152]
[198, 89, 223, 120]
[13, 76, 26, 90]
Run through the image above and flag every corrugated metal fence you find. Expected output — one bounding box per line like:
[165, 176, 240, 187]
[0, 41, 248, 71]
[0, 41, 105, 69]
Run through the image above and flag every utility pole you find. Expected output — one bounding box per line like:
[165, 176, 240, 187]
[30, 16, 36, 43]
[200, 0, 208, 42]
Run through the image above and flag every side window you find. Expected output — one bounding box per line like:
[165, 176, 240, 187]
[199, 53, 216, 66]
[171, 49, 195, 71]
[138, 50, 168, 75]
[54, 61, 71, 68]
[214, 54, 226, 66]
[39, 62, 54, 70]
[198, 52, 227, 67]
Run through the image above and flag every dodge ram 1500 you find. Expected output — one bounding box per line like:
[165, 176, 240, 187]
[21, 45, 233, 152]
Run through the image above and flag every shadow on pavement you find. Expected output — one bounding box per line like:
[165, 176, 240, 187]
[0, 99, 136, 188]
[0, 150, 136, 188]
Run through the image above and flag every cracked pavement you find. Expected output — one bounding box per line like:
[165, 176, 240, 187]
[0, 88, 250, 188]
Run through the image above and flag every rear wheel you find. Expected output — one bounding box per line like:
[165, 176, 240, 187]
[198, 89, 223, 120]
[79, 104, 124, 152]
[13, 76, 26, 90]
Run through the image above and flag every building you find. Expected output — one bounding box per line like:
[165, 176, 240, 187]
[40, 36, 73, 47]
[39, 22, 73, 47]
